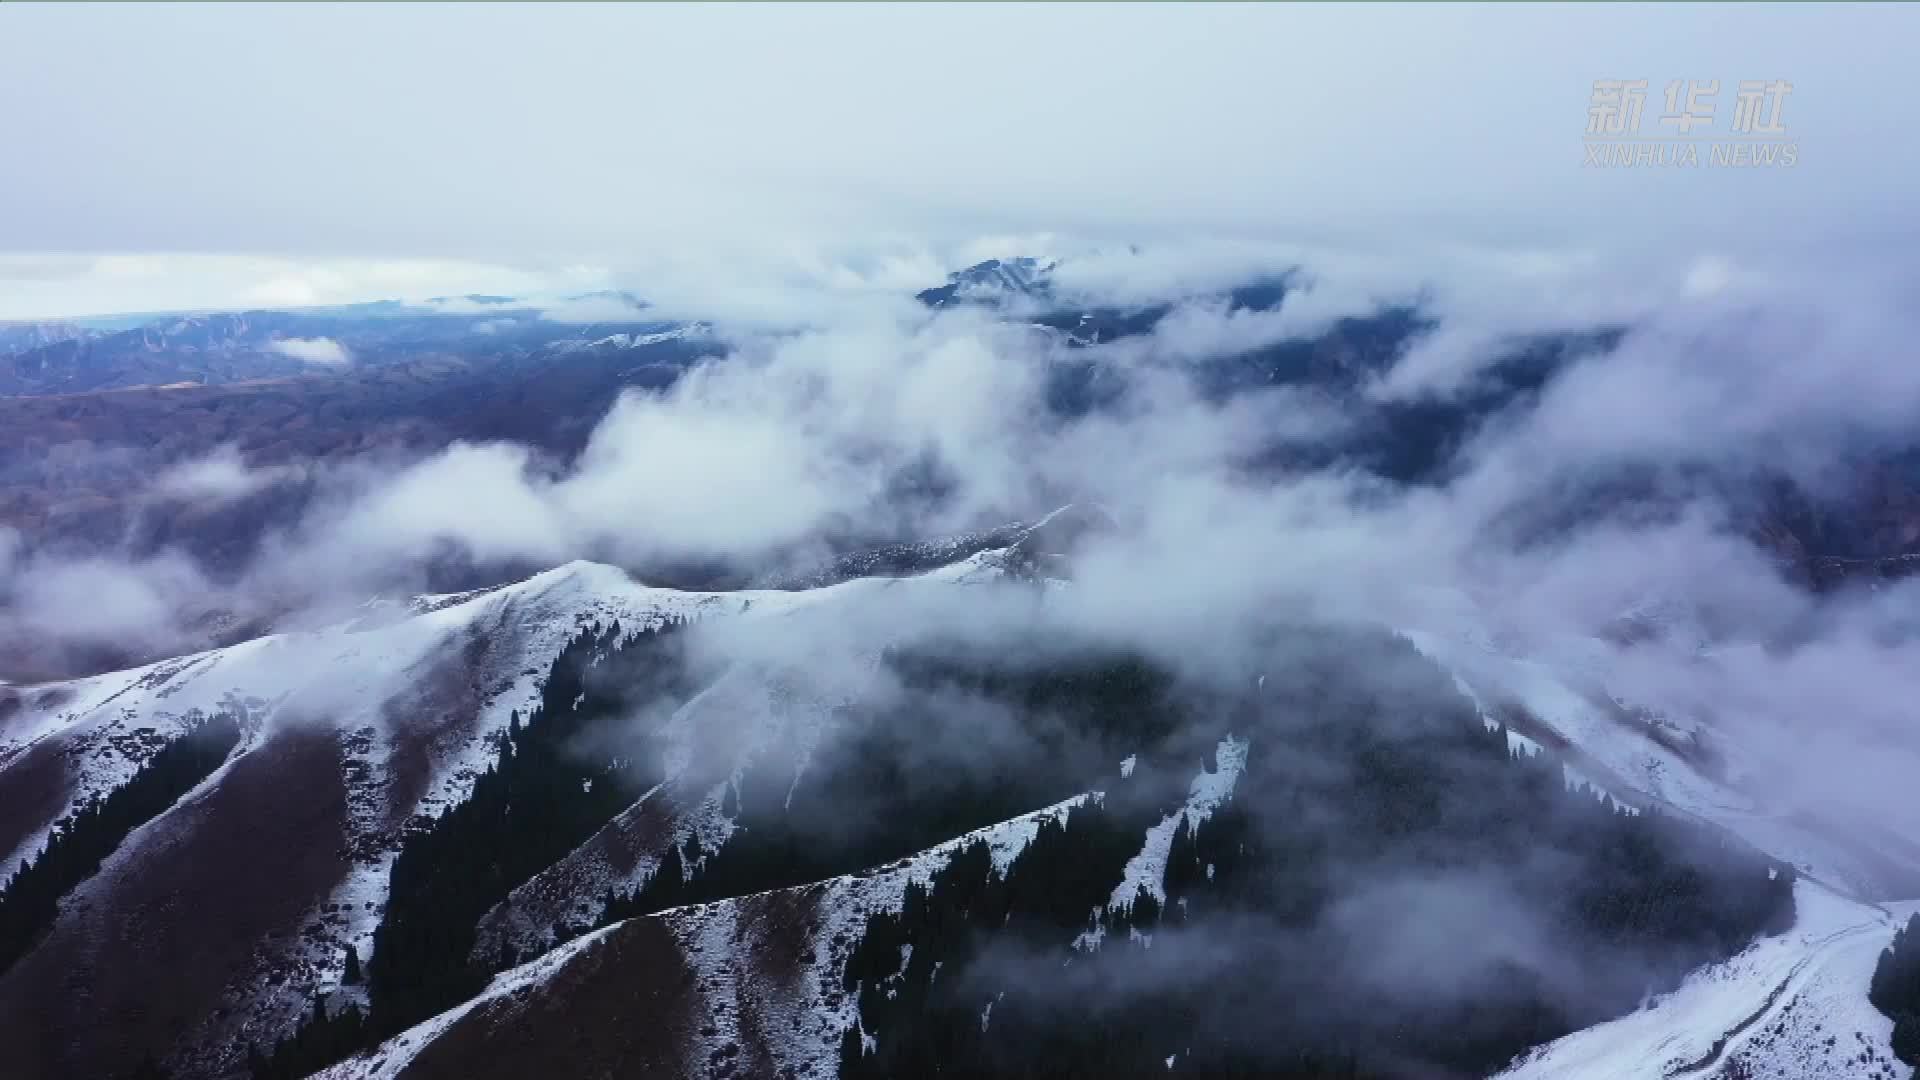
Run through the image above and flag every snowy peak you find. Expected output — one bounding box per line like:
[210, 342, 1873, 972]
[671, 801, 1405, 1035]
[915, 256, 1057, 309]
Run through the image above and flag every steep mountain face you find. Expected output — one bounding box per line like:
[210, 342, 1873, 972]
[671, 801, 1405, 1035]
[0, 522, 1904, 1080]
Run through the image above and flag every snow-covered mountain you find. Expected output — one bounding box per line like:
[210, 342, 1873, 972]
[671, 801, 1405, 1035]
[0, 532, 1017, 1079]
[1, 515, 1913, 1080]
[3, 264, 1918, 1080]
[914, 257, 1058, 309]
[7, 258, 1920, 1080]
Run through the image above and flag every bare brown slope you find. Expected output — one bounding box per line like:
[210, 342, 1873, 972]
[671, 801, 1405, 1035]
[0, 725, 350, 1080]
[394, 915, 703, 1080]
[394, 883, 838, 1080]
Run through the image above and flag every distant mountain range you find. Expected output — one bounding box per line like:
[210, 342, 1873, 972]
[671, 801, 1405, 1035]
[0, 292, 664, 397]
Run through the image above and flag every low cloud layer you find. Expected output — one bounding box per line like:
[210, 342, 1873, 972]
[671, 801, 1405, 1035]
[2, 238, 1918, 881]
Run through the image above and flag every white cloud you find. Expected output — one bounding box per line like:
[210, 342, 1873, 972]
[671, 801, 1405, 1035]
[269, 336, 351, 366]
[534, 294, 650, 324]
[6, 552, 212, 649]
[327, 442, 572, 566]
[150, 445, 292, 502]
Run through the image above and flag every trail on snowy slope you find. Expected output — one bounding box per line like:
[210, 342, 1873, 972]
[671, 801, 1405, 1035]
[1665, 919, 1884, 1078]
[1498, 881, 1907, 1080]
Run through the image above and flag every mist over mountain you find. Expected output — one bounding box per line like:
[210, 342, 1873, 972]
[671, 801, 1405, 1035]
[0, 239, 1916, 1080]
[6, 5, 1920, 1080]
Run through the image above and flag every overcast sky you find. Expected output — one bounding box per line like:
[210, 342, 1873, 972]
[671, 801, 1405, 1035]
[2, 2, 1916, 317]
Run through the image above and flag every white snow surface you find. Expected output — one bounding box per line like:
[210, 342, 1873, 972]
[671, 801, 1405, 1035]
[1499, 882, 1913, 1080]
[549, 322, 707, 354]
[1109, 735, 1249, 913]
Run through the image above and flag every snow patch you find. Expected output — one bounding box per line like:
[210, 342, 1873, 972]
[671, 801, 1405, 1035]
[1110, 735, 1248, 912]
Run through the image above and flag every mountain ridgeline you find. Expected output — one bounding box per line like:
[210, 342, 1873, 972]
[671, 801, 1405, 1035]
[259, 605, 1792, 1080]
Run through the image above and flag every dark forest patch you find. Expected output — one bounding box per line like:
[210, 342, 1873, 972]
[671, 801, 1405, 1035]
[1871, 913, 1920, 1065]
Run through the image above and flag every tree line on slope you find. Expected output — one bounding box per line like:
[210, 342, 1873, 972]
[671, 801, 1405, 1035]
[250, 615, 698, 1080]
[261, 629, 1215, 1080]
[365, 616, 691, 1035]
[246, 991, 369, 1080]
[594, 640, 1188, 926]
[0, 710, 242, 978]
[1870, 913, 1920, 1064]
